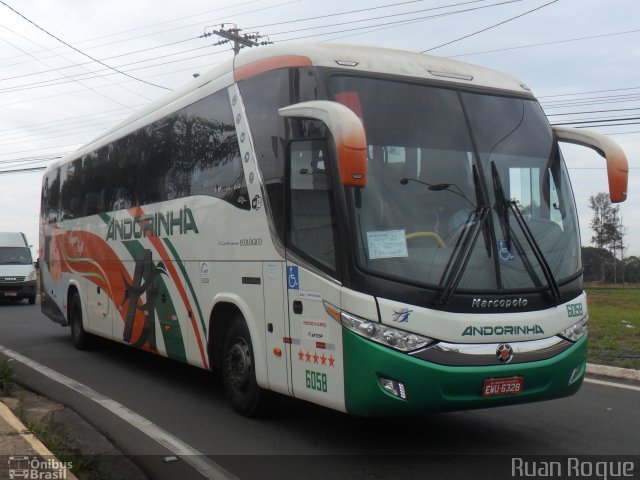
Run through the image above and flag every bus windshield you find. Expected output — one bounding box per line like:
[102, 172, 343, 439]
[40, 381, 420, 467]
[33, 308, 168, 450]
[331, 75, 581, 293]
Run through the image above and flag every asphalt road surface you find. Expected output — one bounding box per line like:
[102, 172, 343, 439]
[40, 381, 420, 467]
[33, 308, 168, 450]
[1, 298, 638, 480]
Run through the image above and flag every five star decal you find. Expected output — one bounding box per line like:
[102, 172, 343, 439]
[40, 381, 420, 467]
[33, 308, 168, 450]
[298, 349, 336, 367]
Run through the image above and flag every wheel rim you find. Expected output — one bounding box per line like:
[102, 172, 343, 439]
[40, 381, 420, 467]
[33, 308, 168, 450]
[226, 339, 252, 395]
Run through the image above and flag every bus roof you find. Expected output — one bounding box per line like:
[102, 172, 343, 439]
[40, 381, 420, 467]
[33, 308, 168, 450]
[49, 43, 532, 172]
[234, 42, 531, 94]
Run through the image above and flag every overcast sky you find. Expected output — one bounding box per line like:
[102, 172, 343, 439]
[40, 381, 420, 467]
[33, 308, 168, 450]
[0, 0, 638, 259]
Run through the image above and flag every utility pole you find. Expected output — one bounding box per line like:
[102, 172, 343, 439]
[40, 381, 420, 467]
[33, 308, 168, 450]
[202, 25, 270, 56]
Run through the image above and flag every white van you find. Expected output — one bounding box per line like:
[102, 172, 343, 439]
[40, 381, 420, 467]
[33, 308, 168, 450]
[0, 232, 37, 305]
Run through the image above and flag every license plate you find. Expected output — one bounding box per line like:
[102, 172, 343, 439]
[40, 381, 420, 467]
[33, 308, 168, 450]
[482, 377, 524, 397]
[4, 292, 17, 297]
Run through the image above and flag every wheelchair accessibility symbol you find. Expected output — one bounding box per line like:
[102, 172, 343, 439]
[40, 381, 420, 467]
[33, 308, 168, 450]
[287, 266, 299, 290]
[498, 240, 515, 262]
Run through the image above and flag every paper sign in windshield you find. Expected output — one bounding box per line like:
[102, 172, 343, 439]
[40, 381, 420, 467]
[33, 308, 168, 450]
[367, 230, 408, 259]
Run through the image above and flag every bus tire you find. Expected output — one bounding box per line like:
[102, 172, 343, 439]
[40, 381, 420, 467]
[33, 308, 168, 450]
[70, 293, 93, 350]
[221, 315, 269, 417]
[28, 296, 36, 305]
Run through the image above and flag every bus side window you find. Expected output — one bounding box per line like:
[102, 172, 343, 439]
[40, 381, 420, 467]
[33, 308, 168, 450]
[287, 140, 338, 272]
[187, 90, 244, 205]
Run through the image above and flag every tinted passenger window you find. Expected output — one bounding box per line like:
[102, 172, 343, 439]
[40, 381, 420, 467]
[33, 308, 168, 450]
[137, 90, 243, 207]
[187, 90, 245, 206]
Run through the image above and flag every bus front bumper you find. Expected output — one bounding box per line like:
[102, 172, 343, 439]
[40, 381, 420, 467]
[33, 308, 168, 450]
[343, 329, 587, 416]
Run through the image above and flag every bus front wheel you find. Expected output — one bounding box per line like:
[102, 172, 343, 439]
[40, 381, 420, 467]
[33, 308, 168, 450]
[70, 293, 93, 350]
[221, 316, 269, 417]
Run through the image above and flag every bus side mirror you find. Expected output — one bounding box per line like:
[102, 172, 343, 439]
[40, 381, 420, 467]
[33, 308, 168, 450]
[279, 101, 367, 187]
[553, 126, 629, 203]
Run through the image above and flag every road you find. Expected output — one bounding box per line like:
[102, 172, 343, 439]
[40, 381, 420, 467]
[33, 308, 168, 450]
[1, 299, 639, 480]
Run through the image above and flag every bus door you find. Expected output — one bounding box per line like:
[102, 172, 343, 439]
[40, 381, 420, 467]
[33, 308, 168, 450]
[262, 261, 291, 396]
[285, 139, 346, 412]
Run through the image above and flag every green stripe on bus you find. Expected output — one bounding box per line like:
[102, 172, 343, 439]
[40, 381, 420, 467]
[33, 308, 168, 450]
[99, 212, 111, 225]
[122, 240, 187, 362]
[162, 238, 207, 336]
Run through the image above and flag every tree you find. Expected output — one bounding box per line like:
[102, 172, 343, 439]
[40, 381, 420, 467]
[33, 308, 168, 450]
[622, 256, 640, 284]
[588, 193, 625, 283]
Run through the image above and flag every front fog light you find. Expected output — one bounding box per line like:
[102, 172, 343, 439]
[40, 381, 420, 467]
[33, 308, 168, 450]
[568, 364, 583, 385]
[380, 377, 407, 400]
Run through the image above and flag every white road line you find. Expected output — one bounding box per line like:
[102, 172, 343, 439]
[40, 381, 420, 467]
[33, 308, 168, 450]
[0, 345, 239, 480]
[584, 377, 640, 392]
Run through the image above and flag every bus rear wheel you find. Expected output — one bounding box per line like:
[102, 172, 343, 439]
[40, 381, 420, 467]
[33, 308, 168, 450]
[221, 316, 269, 417]
[70, 293, 93, 350]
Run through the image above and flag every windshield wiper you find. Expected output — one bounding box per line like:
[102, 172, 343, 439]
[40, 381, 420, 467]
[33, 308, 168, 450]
[490, 162, 512, 249]
[490, 161, 561, 304]
[415, 165, 491, 306]
[436, 206, 489, 306]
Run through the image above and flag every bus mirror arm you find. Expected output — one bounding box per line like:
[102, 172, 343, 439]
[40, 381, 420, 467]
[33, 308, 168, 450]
[279, 101, 367, 187]
[553, 126, 629, 203]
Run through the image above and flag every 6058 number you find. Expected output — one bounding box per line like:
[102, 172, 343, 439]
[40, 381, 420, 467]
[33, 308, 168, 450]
[305, 370, 328, 393]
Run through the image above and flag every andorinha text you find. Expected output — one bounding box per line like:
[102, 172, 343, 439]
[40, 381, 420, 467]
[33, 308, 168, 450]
[462, 324, 544, 337]
[106, 207, 199, 241]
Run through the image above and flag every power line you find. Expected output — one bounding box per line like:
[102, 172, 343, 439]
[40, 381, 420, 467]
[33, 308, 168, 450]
[1, 1, 522, 92]
[0, 0, 171, 91]
[0, 0, 299, 71]
[0, 25, 144, 110]
[608, 131, 640, 136]
[274, 0, 523, 42]
[552, 116, 640, 126]
[541, 98, 640, 109]
[422, 0, 558, 52]
[0, 106, 134, 134]
[0, 47, 230, 96]
[538, 86, 640, 99]
[545, 107, 640, 117]
[247, 0, 431, 29]
[574, 122, 640, 128]
[0, 166, 48, 175]
[447, 27, 640, 57]
[0, 36, 202, 83]
[0, 43, 218, 93]
[541, 92, 640, 106]
[263, 0, 489, 36]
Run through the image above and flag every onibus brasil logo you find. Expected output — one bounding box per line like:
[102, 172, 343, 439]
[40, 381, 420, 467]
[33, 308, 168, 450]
[7, 456, 72, 479]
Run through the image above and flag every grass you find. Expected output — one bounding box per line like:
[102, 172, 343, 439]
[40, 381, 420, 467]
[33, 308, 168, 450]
[1, 367, 114, 480]
[585, 284, 640, 370]
[0, 359, 17, 395]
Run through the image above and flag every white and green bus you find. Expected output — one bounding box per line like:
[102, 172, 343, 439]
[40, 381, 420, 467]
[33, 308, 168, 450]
[40, 43, 629, 416]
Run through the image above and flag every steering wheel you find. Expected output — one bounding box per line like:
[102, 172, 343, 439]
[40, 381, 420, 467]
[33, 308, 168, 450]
[406, 231, 446, 248]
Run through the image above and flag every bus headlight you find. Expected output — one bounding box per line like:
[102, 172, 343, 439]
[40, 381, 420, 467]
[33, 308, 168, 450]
[26, 270, 37, 282]
[559, 316, 588, 342]
[324, 302, 435, 352]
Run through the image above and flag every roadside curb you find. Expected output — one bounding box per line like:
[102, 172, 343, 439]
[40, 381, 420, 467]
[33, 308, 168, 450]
[0, 400, 78, 480]
[586, 363, 640, 382]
